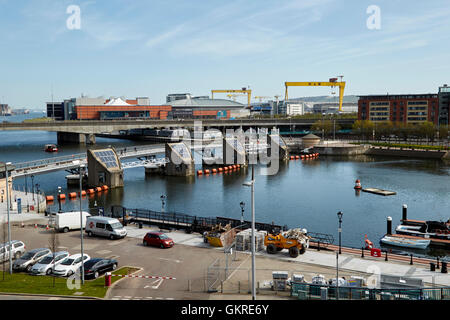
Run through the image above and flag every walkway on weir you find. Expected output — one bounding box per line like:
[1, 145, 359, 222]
[10, 141, 269, 178]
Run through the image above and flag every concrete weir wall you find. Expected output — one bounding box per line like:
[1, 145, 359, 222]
[57, 132, 96, 144]
[367, 147, 449, 159]
[313, 144, 370, 155]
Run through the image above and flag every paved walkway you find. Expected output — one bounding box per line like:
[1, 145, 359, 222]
[124, 224, 450, 287]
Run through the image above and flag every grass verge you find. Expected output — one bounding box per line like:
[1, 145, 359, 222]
[0, 267, 139, 298]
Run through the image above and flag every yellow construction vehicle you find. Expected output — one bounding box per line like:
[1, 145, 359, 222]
[264, 228, 310, 258]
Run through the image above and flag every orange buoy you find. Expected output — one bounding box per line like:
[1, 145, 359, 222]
[212, 168, 217, 173]
[68, 192, 77, 199]
[197, 170, 203, 175]
[204, 169, 210, 174]
[300, 155, 305, 160]
[232, 165, 236, 169]
[87, 188, 95, 194]
[354, 179, 362, 189]
[57, 194, 66, 200]
[295, 155, 300, 159]
[80, 190, 87, 197]
[290, 156, 295, 160]
[96, 187, 102, 192]
[46, 195, 54, 202]
[223, 167, 228, 171]
[218, 167, 223, 173]
[102, 185, 109, 191]
[237, 164, 241, 169]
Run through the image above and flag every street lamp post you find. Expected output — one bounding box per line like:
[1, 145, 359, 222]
[35, 184, 40, 214]
[57, 186, 62, 213]
[243, 165, 256, 300]
[161, 195, 166, 213]
[73, 160, 85, 284]
[337, 211, 343, 254]
[4, 162, 12, 274]
[31, 175, 35, 202]
[239, 201, 245, 224]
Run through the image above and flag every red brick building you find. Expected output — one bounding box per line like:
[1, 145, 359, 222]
[358, 94, 440, 125]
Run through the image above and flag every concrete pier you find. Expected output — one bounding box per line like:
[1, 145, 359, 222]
[57, 132, 96, 145]
[164, 142, 195, 176]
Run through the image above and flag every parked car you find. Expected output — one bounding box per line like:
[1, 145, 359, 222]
[30, 251, 70, 275]
[0, 240, 26, 262]
[143, 232, 174, 248]
[85, 216, 127, 240]
[12, 248, 52, 272]
[80, 258, 118, 279]
[52, 254, 90, 277]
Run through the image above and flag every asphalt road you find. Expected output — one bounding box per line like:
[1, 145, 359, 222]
[2, 224, 234, 300]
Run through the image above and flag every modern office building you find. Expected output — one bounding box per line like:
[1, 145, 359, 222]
[358, 93, 440, 125]
[438, 85, 450, 125]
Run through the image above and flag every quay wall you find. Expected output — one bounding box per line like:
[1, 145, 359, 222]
[366, 147, 449, 159]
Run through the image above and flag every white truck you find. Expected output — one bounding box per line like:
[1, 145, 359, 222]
[48, 211, 91, 233]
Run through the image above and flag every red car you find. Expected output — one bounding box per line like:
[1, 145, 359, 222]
[143, 232, 174, 248]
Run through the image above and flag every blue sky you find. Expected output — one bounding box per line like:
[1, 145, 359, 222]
[1, 0, 450, 109]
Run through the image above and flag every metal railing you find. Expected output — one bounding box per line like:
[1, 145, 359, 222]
[291, 282, 450, 300]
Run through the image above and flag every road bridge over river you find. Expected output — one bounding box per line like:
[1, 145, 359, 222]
[0, 118, 355, 144]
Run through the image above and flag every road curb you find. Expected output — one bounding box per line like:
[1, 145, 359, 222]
[0, 292, 101, 300]
[104, 266, 143, 300]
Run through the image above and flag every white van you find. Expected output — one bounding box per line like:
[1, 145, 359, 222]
[85, 216, 127, 240]
[48, 211, 91, 233]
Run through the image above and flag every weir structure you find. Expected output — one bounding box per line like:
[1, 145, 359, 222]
[267, 134, 289, 160]
[222, 135, 247, 166]
[87, 147, 124, 188]
[164, 142, 195, 176]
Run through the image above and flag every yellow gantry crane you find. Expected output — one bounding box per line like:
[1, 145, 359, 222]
[211, 88, 252, 107]
[284, 77, 346, 111]
[254, 96, 271, 102]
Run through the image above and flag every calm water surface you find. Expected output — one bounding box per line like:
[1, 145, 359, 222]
[1, 113, 449, 258]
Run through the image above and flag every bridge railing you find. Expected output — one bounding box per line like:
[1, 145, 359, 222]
[13, 153, 86, 171]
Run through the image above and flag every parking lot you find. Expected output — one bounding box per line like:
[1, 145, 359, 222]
[1, 222, 239, 300]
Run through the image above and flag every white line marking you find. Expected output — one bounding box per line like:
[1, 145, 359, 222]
[158, 257, 182, 263]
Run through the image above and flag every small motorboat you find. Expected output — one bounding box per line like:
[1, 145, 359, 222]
[44, 144, 58, 152]
[396, 221, 450, 240]
[380, 235, 430, 250]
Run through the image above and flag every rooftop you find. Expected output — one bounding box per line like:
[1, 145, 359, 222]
[168, 97, 245, 108]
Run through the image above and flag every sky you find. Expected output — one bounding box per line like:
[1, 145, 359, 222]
[1, 0, 450, 109]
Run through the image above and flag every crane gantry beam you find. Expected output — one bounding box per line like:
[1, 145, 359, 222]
[284, 80, 346, 112]
[212, 89, 252, 106]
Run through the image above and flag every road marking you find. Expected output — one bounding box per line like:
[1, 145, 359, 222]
[108, 240, 127, 246]
[110, 296, 174, 300]
[105, 255, 119, 259]
[144, 278, 164, 289]
[96, 250, 112, 255]
[158, 257, 182, 263]
[48, 297, 60, 300]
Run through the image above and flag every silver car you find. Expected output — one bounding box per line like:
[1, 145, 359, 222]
[30, 251, 70, 275]
[0, 240, 26, 262]
[12, 248, 52, 272]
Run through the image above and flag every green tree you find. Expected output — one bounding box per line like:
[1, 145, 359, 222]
[417, 121, 436, 141]
[352, 120, 374, 140]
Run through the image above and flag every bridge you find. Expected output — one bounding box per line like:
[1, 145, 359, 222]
[0, 118, 356, 144]
[11, 141, 271, 178]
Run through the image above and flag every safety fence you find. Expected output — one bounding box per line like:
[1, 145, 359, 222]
[291, 282, 450, 300]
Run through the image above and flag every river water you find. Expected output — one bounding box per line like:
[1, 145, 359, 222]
[1, 113, 449, 258]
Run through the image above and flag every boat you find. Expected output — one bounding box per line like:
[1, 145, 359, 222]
[380, 235, 430, 249]
[396, 220, 450, 241]
[44, 144, 58, 152]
